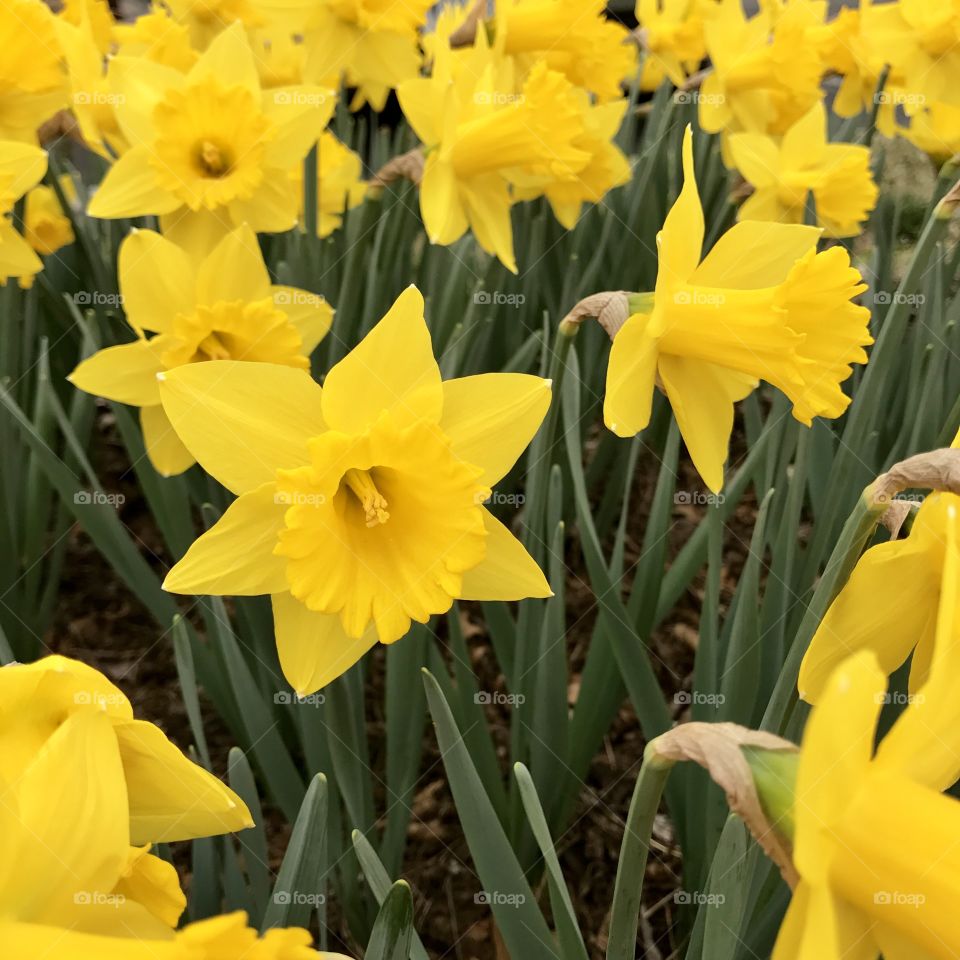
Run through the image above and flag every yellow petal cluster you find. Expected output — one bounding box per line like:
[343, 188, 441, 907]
[775, 508, 960, 959]
[0, 655, 323, 958]
[159, 286, 552, 695]
[635, 0, 708, 91]
[87, 23, 335, 255]
[68, 224, 332, 476]
[0, 140, 48, 286]
[603, 126, 871, 492]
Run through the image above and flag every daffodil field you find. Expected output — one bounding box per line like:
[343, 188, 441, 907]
[3, 0, 960, 956]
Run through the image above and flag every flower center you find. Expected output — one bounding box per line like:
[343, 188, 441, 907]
[195, 139, 231, 178]
[343, 468, 390, 527]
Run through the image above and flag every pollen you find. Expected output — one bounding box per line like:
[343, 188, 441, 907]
[344, 468, 390, 527]
[197, 139, 230, 178]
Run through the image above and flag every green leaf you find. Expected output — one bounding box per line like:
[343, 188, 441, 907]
[365, 881, 415, 960]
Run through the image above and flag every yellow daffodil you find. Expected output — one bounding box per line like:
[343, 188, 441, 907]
[775, 513, 960, 959]
[69, 224, 332, 476]
[23, 177, 75, 255]
[513, 96, 631, 229]
[494, 0, 637, 103]
[295, 130, 366, 238]
[868, 0, 960, 111]
[700, 0, 824, 137]
[800, 444, 960, 703]
[604, 126, 871, 492]
[730, 102, 878, 238]
[635, 0, 707, 91]
[159, 286, 552, 695]
[399, 47, 590, 272]
[163, 0, 263, 50]
[0, 0, 69, 142]
[0, 655, 252, 844]
[112, 9, 199, 73]
[87, 23, 335, 257]
[260, 0, 434, 111]
[0, 140, 47, 285]
[902, 101, 960, 163]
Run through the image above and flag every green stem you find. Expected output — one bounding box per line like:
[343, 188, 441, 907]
[606, 741, 675, 960]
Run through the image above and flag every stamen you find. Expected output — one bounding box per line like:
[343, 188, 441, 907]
[199, 140, 228, 177]
[344, 469, 390, 527]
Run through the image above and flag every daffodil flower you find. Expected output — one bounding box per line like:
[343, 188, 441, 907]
[0, 656, 252, 844]
[23, 177, 75, 255]
[87, 22, 334, 256]
[700, 0, 824, 136]
[399, 47, 591, 272]
[69, 224, 332, 476]
[0, 658, 317, 955]
[112, 9, 199, 73]
[0, 140, 48, 285]
[635, 0, 707, 92]
[603, 126, 871, 492]
[0, 0, 69, 143]
[159, 287, 552, 695]
[730, 102, 878, 238]
[800, 440, 960, 703]
[259, 0, 434, 111]
[493, 0, 638, 103]
[775, 510, 960, 959]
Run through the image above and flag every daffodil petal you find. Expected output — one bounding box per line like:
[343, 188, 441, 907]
[158, 361, 324, 495]
[4, 711, 128, 921]
[798, 536, 940, 704]
[195, 224, 271, 305]
[781, 102, 828, 172]
[119, 230, 196, 334]
[113, 718, 253, 845]
[272, 592, 378, 696]
[656, 125, 703, 291]
[603, 311, 659, 437]
[114, 848, 185, 929]
[109, 56, 185, 148]
[0, 220, 43, 282]
[187, 20, 259, 95]
[773, 882, 876, 960]
[461, 174, 517, 274]
[658, 356, 755, 494]
[321, 285, 442, 433]
[692, 221, 821, 288]
[440, 374, 551, 486]
[0, 920, 179, 958]
[420, 154, 469, 246]
[728, 132, 780, 189]
[87, 146, 179, 219]
[460, 509, 551, 601]
[68, 338, 166, 407]
[140, 404, 196, 477]
[163, 483, 287, 596]
[273, 286, 333, 354]
[397, 77, 440, 145]
[262, 87, 335, 166]
[228, 170, 299, 233]
[160, 208, 230, 261]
